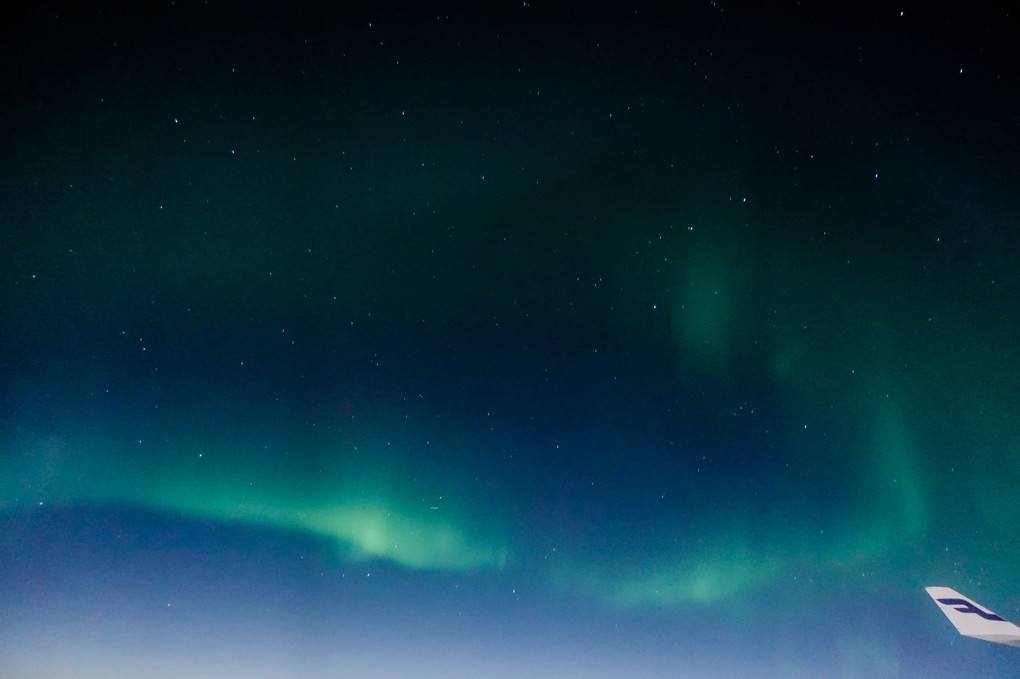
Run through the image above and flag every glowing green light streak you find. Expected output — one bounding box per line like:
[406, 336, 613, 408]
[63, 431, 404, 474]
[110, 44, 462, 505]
[136, 486, 509, 571]
[0, 434, 508, 572]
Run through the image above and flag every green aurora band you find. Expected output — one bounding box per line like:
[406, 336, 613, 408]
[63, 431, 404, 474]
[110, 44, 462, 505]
[0, 334, 934, 609]
[4, 211, 1018, 608]
[1, 432, 510, 572]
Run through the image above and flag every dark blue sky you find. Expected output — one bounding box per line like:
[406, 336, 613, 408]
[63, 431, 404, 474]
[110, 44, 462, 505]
[2, 1, 1019, 676]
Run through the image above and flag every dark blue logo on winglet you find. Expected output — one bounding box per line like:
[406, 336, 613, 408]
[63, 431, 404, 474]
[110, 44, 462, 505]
[937, 597, 1005, 621]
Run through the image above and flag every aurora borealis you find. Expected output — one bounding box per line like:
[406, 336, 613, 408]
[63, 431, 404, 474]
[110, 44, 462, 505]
[2, 1, 1019, 677]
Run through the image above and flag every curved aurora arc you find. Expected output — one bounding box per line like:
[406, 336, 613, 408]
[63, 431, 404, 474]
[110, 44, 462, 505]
[1, 433, 510, 572]
[1, 214, 936, 603]
[1, 385, 928, 607]
[0, 215, 946, 610]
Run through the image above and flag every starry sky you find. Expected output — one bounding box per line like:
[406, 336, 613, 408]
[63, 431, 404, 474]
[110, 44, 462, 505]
[1, 1, 1019, 677]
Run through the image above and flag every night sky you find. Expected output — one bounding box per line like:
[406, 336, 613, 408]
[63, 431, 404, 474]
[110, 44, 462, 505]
[2, 1, 1019, 677]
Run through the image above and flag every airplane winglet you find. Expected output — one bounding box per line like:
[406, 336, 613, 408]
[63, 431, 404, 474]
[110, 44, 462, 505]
[925, 586, 1020, 648]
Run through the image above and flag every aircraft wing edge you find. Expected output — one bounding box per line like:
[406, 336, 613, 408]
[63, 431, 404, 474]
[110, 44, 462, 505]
[925, 586, 1020, 649]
